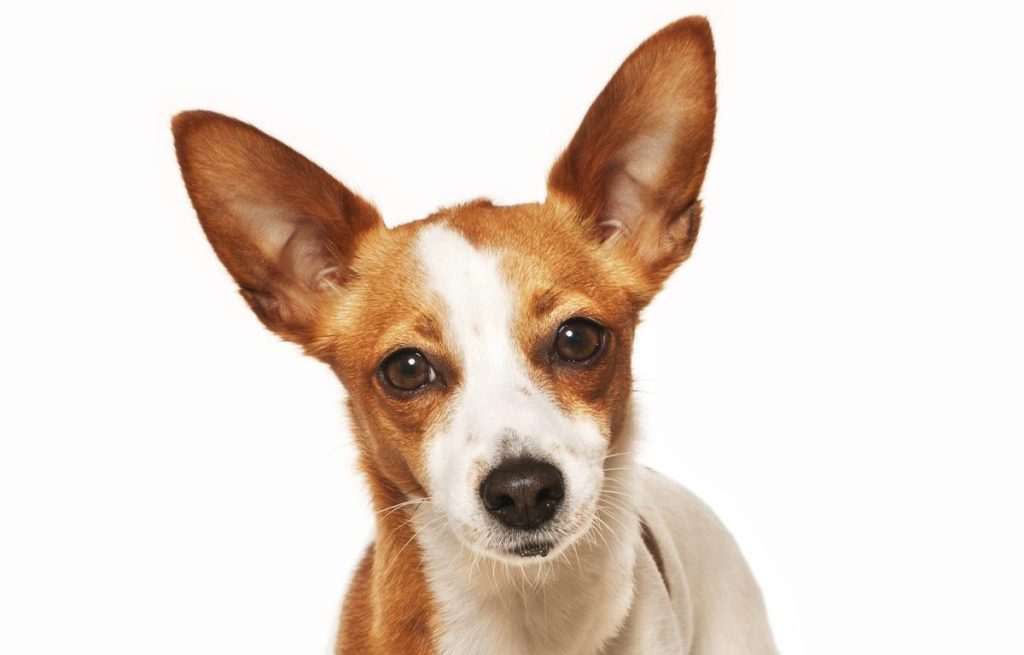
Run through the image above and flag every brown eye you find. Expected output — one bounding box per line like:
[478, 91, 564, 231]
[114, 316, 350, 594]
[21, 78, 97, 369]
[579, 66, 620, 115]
[554, 318, 604, 363]
[380, 349, 436, 391]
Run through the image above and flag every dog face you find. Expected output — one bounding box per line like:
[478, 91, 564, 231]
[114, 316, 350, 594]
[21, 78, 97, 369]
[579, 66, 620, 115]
[173, 18, 715, 561]
[315, 202, 642, 561]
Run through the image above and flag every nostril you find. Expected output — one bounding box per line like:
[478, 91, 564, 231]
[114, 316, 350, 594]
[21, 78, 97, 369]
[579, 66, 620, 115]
[536, 486, 561, 505]
[485, 492, 515, 512]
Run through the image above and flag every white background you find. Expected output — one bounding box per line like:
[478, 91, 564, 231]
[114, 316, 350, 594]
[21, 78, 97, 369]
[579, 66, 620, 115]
[2, 1, 1022, 653]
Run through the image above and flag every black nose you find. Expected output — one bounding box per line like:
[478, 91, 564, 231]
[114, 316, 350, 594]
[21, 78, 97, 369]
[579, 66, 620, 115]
[480, 458, 564, 530]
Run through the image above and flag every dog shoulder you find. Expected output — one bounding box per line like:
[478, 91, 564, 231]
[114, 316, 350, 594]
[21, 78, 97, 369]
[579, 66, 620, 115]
[638, 467, 732, 548]
[637, 467, 779, 654]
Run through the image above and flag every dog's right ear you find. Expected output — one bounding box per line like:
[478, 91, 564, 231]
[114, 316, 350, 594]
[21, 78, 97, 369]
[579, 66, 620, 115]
[172, 111, 383, 344]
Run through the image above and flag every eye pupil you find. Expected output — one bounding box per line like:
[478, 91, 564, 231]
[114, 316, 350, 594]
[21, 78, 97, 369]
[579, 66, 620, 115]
[381, 350, 434, 391]
[554, 319, 604, 363]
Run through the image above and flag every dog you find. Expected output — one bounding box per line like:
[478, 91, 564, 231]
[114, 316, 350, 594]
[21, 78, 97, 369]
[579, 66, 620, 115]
[173, 15, 776, 655]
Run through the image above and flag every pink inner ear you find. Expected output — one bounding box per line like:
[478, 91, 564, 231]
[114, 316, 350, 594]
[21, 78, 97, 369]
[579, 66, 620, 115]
[593, 127, 702, 271]
[600, 167, 645, 240]
[234, 210, 341, 332]
[597, 132, 675, 242]
[597, 218, 627, 241]
[279, 219, 341, 288]
[231, 200, 341, 289]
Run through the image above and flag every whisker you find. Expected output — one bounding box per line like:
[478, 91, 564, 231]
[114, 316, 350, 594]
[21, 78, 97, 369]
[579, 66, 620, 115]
[602, 451, 635, 461]
[379, 514, 446, 580]
[375, 497, 430, 518]
[601, 466, 636, 473]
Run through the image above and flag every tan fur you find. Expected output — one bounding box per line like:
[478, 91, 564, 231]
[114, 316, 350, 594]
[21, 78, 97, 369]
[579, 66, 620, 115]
[336, 467, 437, 654]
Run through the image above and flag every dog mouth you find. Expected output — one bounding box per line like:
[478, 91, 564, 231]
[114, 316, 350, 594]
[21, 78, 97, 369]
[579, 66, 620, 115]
[509, 541, 552, 558]
[483, 499, 600, 561]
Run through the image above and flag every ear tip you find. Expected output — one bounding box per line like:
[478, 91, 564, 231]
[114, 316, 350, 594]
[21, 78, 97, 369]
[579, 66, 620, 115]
[660, 15, 715, 52]
[171, 110, 209, 139]
[171, 110, 244, 147]
[668, 14, 712, 33]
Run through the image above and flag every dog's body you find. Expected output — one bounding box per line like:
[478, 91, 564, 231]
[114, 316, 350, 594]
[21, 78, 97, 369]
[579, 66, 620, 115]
[174, 16, 776, 654]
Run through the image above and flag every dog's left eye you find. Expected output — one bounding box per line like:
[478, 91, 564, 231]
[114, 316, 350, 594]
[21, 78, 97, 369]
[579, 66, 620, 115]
[380, 349, 437, 391]
[553, 318, 605, 363]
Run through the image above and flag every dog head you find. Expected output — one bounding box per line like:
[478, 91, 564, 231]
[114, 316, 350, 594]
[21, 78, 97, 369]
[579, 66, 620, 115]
[173, 17, 715, 562]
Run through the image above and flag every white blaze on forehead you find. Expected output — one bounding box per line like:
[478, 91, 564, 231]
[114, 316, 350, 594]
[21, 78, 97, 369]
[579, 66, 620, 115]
[413, 224, 605, 532]
[414, 224, 534, 431]
[415, 224, 518, 376]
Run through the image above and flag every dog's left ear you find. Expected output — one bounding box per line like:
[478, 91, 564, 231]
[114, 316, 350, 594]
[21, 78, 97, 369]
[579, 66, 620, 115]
[547, 17, 716, 300]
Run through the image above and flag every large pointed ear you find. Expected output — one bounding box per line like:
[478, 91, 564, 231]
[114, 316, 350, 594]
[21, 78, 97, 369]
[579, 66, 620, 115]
[172, 111, 383, 343]
[547, 17, 716, 297]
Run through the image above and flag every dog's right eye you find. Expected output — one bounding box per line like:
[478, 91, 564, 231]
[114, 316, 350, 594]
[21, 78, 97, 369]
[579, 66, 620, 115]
[380, 349, 437, 392]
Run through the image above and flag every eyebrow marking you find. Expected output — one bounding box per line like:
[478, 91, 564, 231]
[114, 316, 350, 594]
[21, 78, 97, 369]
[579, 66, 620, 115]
[413, 314, 442, 341]
[531, 288, 562, 318]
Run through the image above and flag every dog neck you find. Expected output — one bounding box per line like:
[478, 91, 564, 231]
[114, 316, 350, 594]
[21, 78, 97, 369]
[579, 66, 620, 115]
[408, 450, 640, 655]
